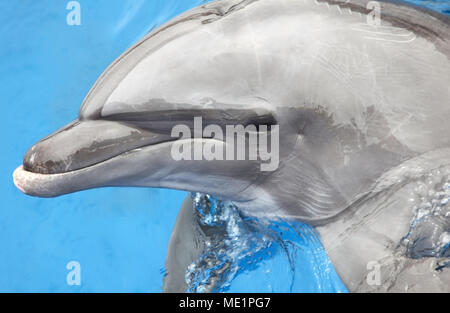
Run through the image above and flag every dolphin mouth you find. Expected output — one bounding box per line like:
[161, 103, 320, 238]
[13, 140, 177, 198]
[14, 119, 177, 197]
[14, 109, 276, 197]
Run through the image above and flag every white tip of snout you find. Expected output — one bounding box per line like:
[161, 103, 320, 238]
[13, 166, 27, 194]
[12, 165, 66, 198]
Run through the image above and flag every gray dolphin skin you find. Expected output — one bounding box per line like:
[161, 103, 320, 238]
[13, 0, 450, 292]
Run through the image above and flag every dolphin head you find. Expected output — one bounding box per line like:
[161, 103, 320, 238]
[13, 1, 306, 218]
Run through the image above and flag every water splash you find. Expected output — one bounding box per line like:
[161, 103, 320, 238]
[402, 170, 450, 259]
[185, 193, 347, 293]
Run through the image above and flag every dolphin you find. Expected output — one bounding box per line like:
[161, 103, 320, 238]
[13, 0, 450, 292]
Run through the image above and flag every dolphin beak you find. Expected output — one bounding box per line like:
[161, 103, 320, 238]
[14, 119, 172, 197]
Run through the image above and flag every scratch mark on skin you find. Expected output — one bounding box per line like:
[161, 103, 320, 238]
[352, 28, 415, 37]
[311, 0, 367, 22]
[351, 23, 417, 44]
[363, 35, 417, 43]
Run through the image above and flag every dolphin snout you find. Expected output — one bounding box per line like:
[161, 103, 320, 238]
[23, 120, 80, 174]
[23, 119, 171, 175]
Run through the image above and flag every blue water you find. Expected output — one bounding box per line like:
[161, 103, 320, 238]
[0, 0, 449, 293]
